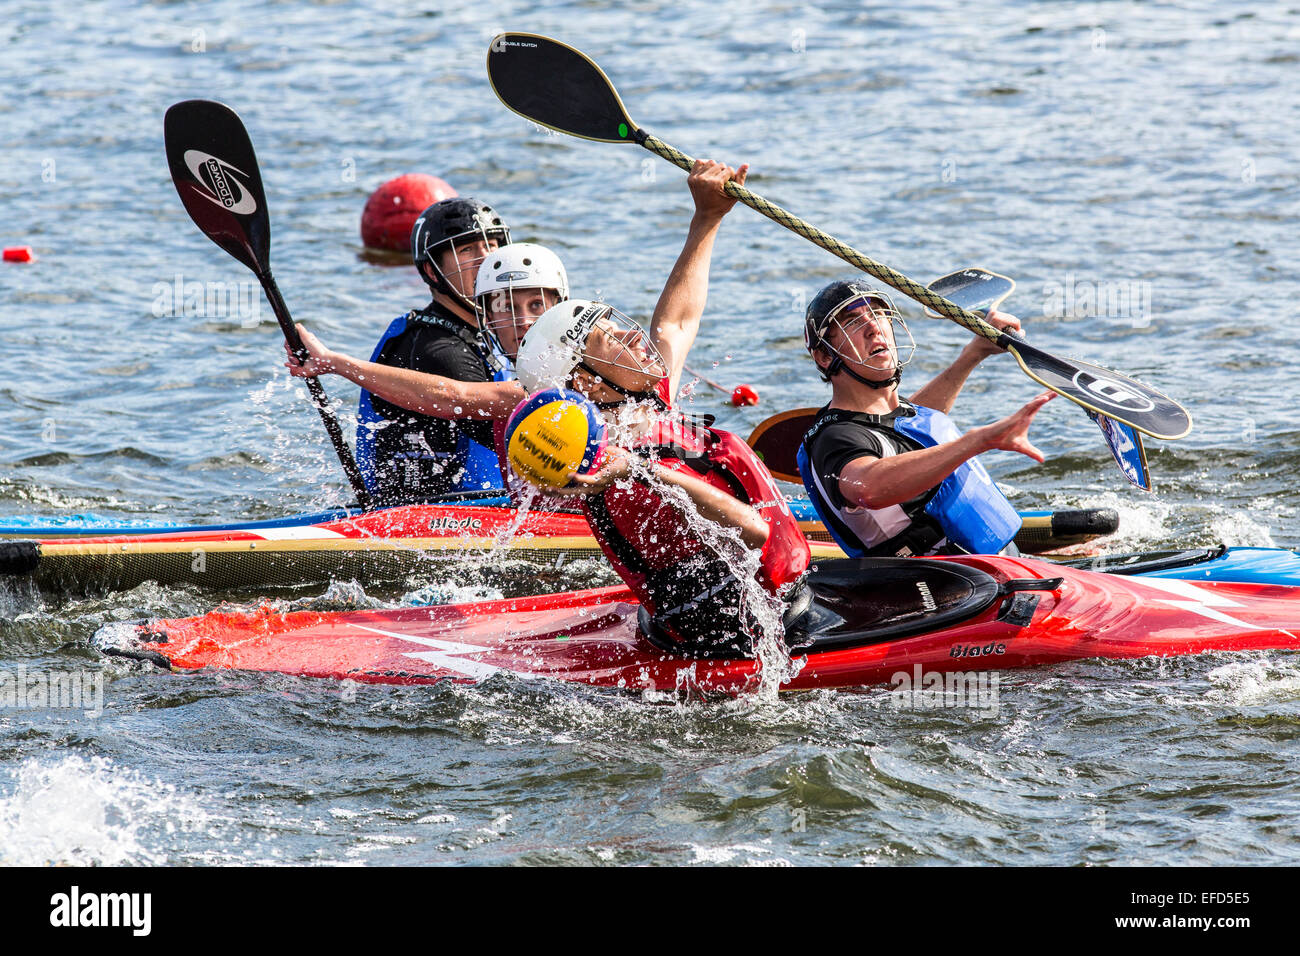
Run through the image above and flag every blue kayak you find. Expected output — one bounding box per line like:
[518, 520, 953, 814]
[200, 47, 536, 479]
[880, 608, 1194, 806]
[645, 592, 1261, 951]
[1060, 546, 1300, 587]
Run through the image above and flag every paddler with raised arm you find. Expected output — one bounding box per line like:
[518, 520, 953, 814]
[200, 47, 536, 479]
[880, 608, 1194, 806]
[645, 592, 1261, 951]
[509, 159, 811, 656]
[797, 280, 1055, 558]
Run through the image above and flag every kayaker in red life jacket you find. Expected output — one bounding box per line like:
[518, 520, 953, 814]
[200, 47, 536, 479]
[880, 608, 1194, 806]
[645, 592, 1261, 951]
[797, 280, 1056, 559]
[505, 158, 811, 655]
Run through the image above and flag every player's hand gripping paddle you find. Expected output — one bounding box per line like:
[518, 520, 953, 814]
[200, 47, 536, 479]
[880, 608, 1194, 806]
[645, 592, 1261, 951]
[925, 268, 1152, 490]
[486, 34, 1191, 443]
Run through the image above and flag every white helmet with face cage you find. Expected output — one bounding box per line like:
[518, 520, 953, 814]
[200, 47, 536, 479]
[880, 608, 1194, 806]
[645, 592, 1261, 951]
[474, 244, 570, 358]
[515, 298, 666, 396]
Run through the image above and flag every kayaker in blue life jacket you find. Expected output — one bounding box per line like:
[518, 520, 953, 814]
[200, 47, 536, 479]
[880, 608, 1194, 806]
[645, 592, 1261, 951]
[798, 280, 1055, 558]
[285, 217, 569, 505]
[338, 198, 514, 505]
[289, 243, 565, 415]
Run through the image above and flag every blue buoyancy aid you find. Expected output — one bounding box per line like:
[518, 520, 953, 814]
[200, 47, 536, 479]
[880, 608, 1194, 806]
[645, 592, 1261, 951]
[356, 312, 512, 497]
[798, 403, 1021, 557]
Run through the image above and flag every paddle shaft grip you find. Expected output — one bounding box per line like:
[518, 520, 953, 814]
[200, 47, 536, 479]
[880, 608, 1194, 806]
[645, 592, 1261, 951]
[257, 271, 375, 511]
[635, 131, 1003, 345]
[632, 129, 1188, 440]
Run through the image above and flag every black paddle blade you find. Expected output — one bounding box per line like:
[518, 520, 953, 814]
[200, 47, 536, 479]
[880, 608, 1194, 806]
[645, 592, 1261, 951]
[925, 268, 1014, 318]
[487, 33, 637, 143]
[164, 100, 270, 274]
[1008, 340, 1192, 440]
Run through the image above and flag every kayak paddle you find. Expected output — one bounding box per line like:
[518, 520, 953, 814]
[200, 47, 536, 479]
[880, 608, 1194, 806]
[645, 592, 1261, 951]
[928, 268, 1152, 491]
[164, 100, 374, 510]
[485, 34, 1192, 442]
[923, 267, 1015, 319]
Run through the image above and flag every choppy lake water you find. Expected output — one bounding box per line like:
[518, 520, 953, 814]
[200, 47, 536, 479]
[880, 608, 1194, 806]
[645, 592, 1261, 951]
[2, 0, 1299, 865]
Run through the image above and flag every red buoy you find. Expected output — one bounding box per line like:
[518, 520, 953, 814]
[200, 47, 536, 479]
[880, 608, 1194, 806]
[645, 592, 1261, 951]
[361, 174, 458, 252]
[730, 384, 759, 406]
[3, 246, 35, 263]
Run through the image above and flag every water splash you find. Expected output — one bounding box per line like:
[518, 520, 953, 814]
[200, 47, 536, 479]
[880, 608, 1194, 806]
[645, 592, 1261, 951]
[0, 754, 208, 866]
[599, 406, 800, 700]
[401, 582, 504, 607]
[1206, 659, 1300, 706]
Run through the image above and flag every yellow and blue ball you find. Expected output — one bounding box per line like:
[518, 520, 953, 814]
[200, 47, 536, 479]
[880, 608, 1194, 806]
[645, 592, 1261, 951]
[504, 388, 607, 489]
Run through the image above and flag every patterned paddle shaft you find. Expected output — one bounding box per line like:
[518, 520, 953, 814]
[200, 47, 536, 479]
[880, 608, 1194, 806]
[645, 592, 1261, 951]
[637, 132, 1001, 344]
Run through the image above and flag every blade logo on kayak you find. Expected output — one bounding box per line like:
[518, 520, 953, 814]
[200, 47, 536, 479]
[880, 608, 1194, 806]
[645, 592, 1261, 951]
[1071, 370, 1156, 413]
[428, 516, 485, 532]
[949, 642, 1007, 659]
[182, 149, 258, 215]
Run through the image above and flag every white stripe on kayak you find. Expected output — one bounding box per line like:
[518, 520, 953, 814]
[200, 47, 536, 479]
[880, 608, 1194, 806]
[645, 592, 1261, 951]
[349, 623, 534, 680]
[1133, 578, 1244, 606]
[1134, 577, 1259, 630]
[249, 526, 347, 540]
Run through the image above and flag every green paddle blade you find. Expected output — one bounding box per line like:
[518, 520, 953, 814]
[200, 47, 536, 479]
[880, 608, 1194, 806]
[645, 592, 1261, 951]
[487, 33, 638, 143]
[925, 267, 1014, 318]
[1006, 340, 1192, 440]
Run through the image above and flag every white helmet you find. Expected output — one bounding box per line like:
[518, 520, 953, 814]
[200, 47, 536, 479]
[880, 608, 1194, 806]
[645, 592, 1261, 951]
[515, 299, 601, 392]
[474, 243, 569, 358]
[474, 243, 569, 302]
[515, 298, 667, 395]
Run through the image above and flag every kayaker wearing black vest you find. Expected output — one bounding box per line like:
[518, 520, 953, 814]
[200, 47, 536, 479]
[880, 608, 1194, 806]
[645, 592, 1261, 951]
[798, 280, 1055, 558]
[286, 241, 568, 496]
[355, 198, 511, 505]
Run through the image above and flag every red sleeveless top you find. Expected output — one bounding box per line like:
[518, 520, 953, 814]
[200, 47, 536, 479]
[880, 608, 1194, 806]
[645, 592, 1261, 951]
[498, 383, 810, 647]
[580, 384, 810, 645]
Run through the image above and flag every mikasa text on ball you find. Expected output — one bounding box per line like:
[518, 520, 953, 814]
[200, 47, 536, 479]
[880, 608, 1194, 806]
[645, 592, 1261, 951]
[504, 388, 607, 488]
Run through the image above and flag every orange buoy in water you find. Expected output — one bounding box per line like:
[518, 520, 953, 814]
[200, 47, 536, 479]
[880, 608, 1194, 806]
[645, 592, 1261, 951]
[360, 174, 457, 252]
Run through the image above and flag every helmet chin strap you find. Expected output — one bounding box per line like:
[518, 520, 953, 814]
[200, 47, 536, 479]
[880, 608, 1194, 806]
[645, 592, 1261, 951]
[826, 355, 901, 390]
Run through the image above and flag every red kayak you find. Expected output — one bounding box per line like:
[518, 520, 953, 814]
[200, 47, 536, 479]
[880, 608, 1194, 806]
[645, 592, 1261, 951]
[95, 555, 1300, 694]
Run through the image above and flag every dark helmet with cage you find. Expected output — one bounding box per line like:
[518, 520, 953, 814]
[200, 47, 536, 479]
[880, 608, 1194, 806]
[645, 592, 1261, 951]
[410, 198, 512, 310]
[803, 279, 915, 389]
